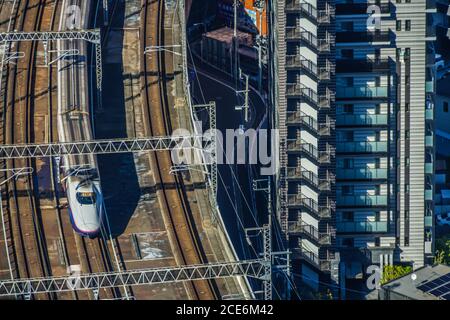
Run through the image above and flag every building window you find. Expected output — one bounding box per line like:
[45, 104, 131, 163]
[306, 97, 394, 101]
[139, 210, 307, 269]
[343, 211, 354, 222]
[405, 156, 410, 166]
[405, 102, 409, 112]
[375, 76, 381, 87]
[396, 48, 401, 60]
[344, 131, 354, 141]
[405, 130, 410, 139]
[344, 104, 354, 113]
[342, 49, 353, 59]
[342, 185, 354, 195]
[405, 48, 410, 58]
[444, 101, 449, 113]
[342, 21, 354, 32]
[375, 211, 381, 221]
[396, 20, 402, 31]
[346, 77, 354, 87]
[344, 158, 354, 169]
[405, 75, 410, 86]
[405, 184, 410, 193]
[342, 238, 354, 247]
[405, 20, 411, 31]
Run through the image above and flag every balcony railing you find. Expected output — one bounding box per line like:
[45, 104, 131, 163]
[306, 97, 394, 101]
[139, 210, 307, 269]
[336, 86, 388, 98]
[285, 0, 333, 23]
[285, 55, 317, 74]
[336, 141, 388, 153]
[337, 168, 388, 180]
[286, 140, 318, 159]
[336, 114, 388, 126]
[286, 27, 331, 51]
[337, 221, 388, 233]
[319, 90, 334, 109]
[286, 111, 318, 132]
[288, 221, 332, 245]
[336, 58, 391, 73]
[426, 135, 434, 147]
[337, 195, 388, 207]
[292, 248, 331, 271]
[425, 163, 433, 174]
[286, 83, 319, 104]
[425, 215, 433, 227]
[286, 27, 317, 46]
[336, 31, 391, 43]
[286, 195, 331, 218]
[285, 167, 319, 186]
[425, 108, 434, 120]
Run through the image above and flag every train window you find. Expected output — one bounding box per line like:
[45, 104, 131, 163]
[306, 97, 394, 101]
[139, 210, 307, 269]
[76, 192, 96, 205]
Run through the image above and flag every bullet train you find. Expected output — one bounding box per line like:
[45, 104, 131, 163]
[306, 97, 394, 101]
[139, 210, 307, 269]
[57, 1, 104, 237]
[64, 168, 103, 238]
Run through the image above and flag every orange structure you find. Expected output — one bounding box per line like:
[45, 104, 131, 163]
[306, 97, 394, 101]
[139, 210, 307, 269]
[243, 0, 268, 36]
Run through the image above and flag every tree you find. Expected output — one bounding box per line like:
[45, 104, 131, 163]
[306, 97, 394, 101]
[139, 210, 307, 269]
[434, 235, 450, 265]
[380, 265, 412, 284]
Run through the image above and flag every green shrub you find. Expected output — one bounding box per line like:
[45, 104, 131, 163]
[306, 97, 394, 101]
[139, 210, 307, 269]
[380, 265, 413, 284]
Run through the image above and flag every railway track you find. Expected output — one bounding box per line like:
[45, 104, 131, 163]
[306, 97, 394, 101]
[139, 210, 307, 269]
[3, 0, 59, 300]
[0, 0, 121, 300]
[141, 0, 218, 300]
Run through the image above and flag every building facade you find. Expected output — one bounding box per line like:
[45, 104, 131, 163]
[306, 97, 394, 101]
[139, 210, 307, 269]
[270, 0, 436, 296]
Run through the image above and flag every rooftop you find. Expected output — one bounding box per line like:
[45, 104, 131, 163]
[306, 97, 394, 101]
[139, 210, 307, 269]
[203, 26, 252, 46]
[380, 264, 450, 300]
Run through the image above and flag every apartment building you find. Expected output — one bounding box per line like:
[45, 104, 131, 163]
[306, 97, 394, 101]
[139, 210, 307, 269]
[269, 0, 436, 296]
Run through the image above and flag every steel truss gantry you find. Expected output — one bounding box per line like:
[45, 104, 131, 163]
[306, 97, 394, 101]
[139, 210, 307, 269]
[0, 135, 205, 159]
[0, 30, 102, 107]
[0, 259, 267, 297]
[193, 102, 217, 198]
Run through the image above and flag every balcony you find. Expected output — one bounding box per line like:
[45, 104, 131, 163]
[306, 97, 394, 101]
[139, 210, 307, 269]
[425, 189, 433, 201]
[426, 81, 434, 93]
[336, 58, 391, 73]
[335, 3, 391, 15]
[286, 0, 333, 23]
[286, 27, 317, 47]
[426, 108, 434, 120]
[285, 167, 319, 186]
[291, 248, 331, 272]
[425, 163, 433, 174]
[425, 135, 434, 147]
[286, 140, 318, 159]
[425, 215, 433, 227]
[288, 221, 332, 245]
[337, 221, 388, 233]
[286, 83, 319, 105]
[337, 195, 388, 207]
[336, 114, 388, 126]
[285, 55, 317, 74]
[286, 111, 318, 131]
[337, 168, 388, 180]
[336, 86, 388, 99]
[336, 141, 388, 153]
[336, 31, 391, 43]
[286, 194, 331, 218]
